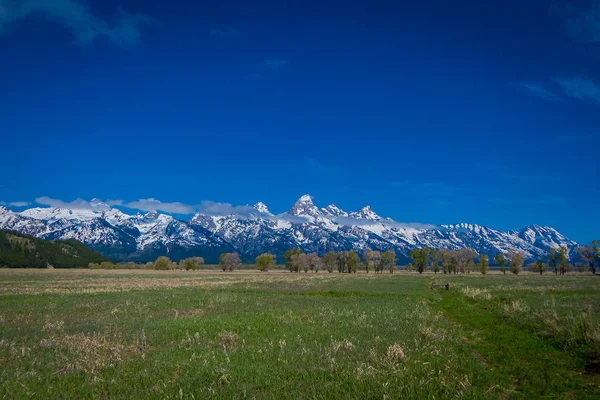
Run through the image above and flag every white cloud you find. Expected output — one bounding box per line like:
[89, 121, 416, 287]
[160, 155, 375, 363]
[35, 197, 110, 210]
[333, 215, 439, 230]
[123, 198, 196, 215]
[0, 0, 150, 47]
[554, 77, 600, 105]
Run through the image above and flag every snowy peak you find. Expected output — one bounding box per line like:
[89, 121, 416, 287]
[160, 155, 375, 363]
[288, 194, 323, 218]
[143, 210, 161, 220]
[253, 202, 272, 215]
[0, 196, 581, 264]
[443, 223, 489, 234]
[322, 204, 348, 217]
[89, 198, 111, 211]
[350, 206, 381, 220]
[518, 225, 574, 248]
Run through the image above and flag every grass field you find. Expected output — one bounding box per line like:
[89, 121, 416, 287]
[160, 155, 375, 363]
[1, 269, 599, 399]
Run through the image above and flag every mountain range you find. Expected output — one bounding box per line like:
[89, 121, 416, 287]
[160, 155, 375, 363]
[0, 195, 579, 263]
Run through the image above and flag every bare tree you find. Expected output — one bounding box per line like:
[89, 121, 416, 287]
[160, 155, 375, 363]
[508, 251, 525, 275]
[381, 249, 396, 273]
[577, 246, 596, 275]
[363, 250, 381, 274]
[456, 248, 477, 274]
[220, 252, 241, 272]
[442, 250, 458, 274]
[308, 253, 323, 273]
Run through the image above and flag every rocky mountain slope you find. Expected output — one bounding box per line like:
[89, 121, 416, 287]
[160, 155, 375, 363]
[0, 196, 580, 263]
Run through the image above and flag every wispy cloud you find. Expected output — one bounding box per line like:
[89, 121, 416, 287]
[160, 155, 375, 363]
[122, 198, 196, 215]
[333, 215, 440, 230]
[516, 82, 561, 102]
[553, 77, 600, 105]
[262, 59, 288, 71]
[35, 197, 110, 210]
[210, 25, 242, 39]
[551, 0, 600, 43]
[0, 0, 150, 47]
[0, 201, 30, 207]
[196, 201, 256, 216]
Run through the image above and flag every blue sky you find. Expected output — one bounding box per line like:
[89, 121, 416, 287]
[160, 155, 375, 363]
[0, 0, 598, 243]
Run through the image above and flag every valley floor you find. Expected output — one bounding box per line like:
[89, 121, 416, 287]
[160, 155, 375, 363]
[0, 269, 599, 399]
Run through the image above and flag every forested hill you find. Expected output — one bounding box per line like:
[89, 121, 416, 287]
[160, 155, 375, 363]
[0, 230, 106, 268]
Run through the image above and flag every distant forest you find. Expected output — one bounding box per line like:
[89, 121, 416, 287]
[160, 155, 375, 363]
[0, 230, 106, 268]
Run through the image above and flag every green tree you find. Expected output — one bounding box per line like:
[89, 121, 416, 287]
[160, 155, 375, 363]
[508, 251, 524, 275]
[323, 251, 337, 273]
[429, 249, 441, 274]
[593, 240, 600, 275]
[347, 251, 360, 273]
[256, 253, 275, 272]
[533, 258, 547, 275]
[410, 247, 431, 274]
[283, 248, 302, 272]
[337, 251, 349, 273]
[181, 257, 204, 271]
[381, 249, 396, 273]
[478, 254, 489, 274]
[494, 253, 506, 275]
[154, 256, 171, 270]
[548, 248, 558, 275]
[558, 247, 570, 275]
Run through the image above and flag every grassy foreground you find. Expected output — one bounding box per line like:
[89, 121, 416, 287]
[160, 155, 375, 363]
[0, 270, 599, 399]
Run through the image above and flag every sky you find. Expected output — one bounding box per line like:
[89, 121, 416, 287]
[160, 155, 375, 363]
[0, 0, 598, 243]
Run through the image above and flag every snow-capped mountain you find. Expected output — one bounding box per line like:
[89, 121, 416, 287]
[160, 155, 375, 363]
[0, 201, 232, 262]
[0, 194, 580, 263]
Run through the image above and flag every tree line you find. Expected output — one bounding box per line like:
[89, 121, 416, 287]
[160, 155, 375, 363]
[282, 248, 397, 273]
[408, 242, 600, 275]
[86, 240, 600, 275]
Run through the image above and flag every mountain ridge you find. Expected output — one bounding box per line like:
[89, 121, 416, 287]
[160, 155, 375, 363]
[0, 195, 580, 263]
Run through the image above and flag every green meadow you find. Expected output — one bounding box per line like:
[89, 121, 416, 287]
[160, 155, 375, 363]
[0, 269, 598, 399]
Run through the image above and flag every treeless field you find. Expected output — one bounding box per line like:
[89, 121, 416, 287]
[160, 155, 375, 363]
[0, 269, 599, 398]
